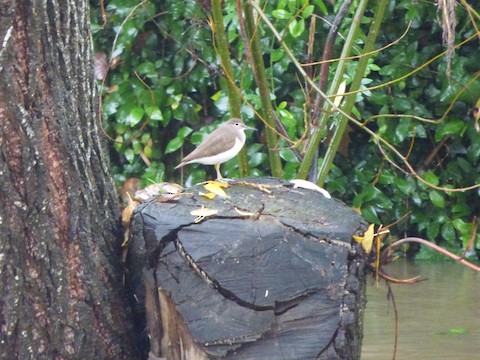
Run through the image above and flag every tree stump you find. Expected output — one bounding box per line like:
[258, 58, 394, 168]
[126, 178, 368, 360]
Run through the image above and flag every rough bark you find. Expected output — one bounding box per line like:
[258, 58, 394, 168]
[0, 1, 136, 359]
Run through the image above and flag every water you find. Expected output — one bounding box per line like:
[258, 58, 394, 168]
[362, 259, 480, 359]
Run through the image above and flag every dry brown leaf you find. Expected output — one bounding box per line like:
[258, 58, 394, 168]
[154, 194, 182, 202]
[134, 182, 183, 202]
[119, 177, 141, 205]
[121, 197, 139, 227]
[161, 183, 183, 194]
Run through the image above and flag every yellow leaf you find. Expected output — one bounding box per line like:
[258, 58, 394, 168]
[199, 191, 217, 200]
[353, 224, 375, 254]
[204, 181, 230, 198]
[352, 207, 362, 214]
[210, 180, 229, 188]
[332, 81, 346, 108]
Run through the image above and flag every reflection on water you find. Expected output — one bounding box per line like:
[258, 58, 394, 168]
[362, 259, 480, 359]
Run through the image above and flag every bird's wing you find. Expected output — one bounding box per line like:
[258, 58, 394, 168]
[180, 125, 239, 163]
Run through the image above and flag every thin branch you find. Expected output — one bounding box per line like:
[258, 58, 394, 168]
[303, 20, 412, 67]
[461, 216, 478, 259]
[381, 237, 480, 272]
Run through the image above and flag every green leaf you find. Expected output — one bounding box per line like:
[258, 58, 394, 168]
[190, 132, 205, 145]
[124, 148, 135, 163]
[277, 0, 288, 10]
[452, 218, 471, 234]
[144, 106, 163, 121]
[394, 119, 411, 142]
[211, 90, 222, 101]
[144, 143, 152, 158]
[178, 126, 193, 139]
[358, 184, 381, 202]
[114, 135, 123, 152]
[165, 137, 184, 154]
[394, 177, 413, 195]
[467, 142, 480, 162]
[289, 19, 305, 38]
[361, 204, 381, 224]
[125, 107, 144, 126]
[452, 203, 470, 216]
[272, 9, 291, 19]
[391, 97, 412, 112]
[423, 171, 439, 186]
[158, 76, 173, 86]
[248, 151, 265, 167]
[313, 0, 328, 15]
[103, 98, 120, 116]
[282, 161, 297, 180]
[302, 5, 314, 18]
[377, 172, 394, 185]
[441, 222, 456, 243]
[143, 162, 165, 183]
[435, 119, 467, 141]
[426, 222, 439, 241]
[111, 44, 125, 59]
[287, 0, 297, 13]
[271, 48, 284, 62]
[170, 94, 183, 110]
[279, 148, 298, 163]
[137, 61, 157, 78]
[429, 190, 445, 208]
[456, 157, 472, 173]
[132, 139, 142, 153]
[278, 109, 296, 129]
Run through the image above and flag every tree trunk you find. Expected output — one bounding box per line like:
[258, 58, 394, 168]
[0, 1, 137, 359]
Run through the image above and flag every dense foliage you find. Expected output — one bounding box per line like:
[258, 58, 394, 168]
[91, 0, 479, 257]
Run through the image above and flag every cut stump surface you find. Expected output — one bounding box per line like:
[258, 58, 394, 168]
[127, 178, 368, 360]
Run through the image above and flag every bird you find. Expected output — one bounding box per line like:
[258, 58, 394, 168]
[175, 118, 256, 180]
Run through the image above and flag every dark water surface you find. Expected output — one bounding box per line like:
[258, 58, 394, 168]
[362, 259, 480, 359]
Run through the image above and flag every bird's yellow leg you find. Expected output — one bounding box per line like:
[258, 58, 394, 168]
[214, 163, 223, 180]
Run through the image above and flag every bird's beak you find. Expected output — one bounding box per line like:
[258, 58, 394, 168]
[244, 124, 257, 131]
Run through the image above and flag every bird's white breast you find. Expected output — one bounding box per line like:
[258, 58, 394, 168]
[193, 135, 245, 165]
